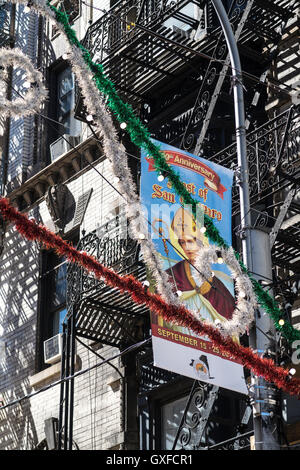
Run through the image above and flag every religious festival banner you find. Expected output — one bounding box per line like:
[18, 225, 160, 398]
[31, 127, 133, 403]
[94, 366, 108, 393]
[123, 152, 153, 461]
[140, 139, 248, 395]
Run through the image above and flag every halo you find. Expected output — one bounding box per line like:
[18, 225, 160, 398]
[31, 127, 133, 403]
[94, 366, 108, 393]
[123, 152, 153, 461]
[193, 245, 257, 337]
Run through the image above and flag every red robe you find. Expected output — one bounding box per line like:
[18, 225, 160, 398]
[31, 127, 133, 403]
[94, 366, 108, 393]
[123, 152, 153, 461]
[166, 260, 235, 320]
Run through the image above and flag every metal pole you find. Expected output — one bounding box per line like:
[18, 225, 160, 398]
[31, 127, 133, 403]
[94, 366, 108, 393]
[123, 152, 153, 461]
[68, 309, 76, 450]
[210, 0, 276, 450]
[250, 229, 280, 450]
[210, 0, 253, 271]
[58, 322, 67, 450]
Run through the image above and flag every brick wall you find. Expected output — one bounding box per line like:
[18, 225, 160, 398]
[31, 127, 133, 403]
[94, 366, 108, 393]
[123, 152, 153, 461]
[0, 159, 125, 450]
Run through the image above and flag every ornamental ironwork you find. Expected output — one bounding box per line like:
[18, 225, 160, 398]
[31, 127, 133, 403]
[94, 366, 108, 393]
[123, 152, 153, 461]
[172, 381, 219, 450]
[66, 216, 148, 347]
[67, 215, 139, 306]
[205, 430, 254, 450]
[83, 0, 201, 63]
[211, 105, 300, 216]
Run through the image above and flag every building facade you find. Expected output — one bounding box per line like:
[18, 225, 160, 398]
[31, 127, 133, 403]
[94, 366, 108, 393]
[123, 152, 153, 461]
[0, 0, 300, 450]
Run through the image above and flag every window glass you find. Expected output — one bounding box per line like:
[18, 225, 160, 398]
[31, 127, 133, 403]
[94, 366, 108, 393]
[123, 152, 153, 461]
[42, 253, 67, 339]
[57, 68, 74, 134]
[52, 261, 67, 309]
[55, 67, 81, 138]
[53, 307, 67, 335]
[163, 4, 198, 32]
[161, 395, 189, 450]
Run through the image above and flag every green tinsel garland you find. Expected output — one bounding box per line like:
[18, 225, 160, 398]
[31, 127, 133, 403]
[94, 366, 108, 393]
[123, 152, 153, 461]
[48, 3, 300, 344]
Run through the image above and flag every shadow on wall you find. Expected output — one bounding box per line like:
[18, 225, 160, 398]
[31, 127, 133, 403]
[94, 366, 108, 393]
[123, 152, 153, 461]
[0, 222, 40, 449]
[6, 5, 57, 194]
[0, 5, 60, 450]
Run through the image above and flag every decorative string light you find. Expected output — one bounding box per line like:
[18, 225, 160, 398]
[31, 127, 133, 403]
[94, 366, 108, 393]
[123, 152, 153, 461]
[4, 0, 179, 311]
[1, 197, 300, 397]
[35, 11, 256, 336]
[194, 246, 258, 337]
[216, 250, 223, 264]
[7, 0, 300, 344]
[37, 0, 300, 345]
[120, 122, 127, 129]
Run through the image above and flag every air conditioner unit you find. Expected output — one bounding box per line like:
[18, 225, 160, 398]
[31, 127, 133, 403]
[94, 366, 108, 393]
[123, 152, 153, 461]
[49, 134, 81, 162]
[172, 25, 192, 40]
[44, 333, 62, 365]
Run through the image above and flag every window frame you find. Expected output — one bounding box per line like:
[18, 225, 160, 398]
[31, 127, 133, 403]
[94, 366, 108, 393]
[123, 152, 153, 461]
[139, 377, 245, 450]
[35, 229, 79, 372]
[46, 61, 81, 163]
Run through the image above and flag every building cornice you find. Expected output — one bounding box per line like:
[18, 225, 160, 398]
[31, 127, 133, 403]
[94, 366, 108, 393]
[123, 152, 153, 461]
[6, 135, 103, 211]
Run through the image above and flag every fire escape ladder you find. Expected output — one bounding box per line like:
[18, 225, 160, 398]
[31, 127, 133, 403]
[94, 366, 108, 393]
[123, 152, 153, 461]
[210, 104, 300, 305]
[181, 0, 256, 155]
[182, 0, 295, 156]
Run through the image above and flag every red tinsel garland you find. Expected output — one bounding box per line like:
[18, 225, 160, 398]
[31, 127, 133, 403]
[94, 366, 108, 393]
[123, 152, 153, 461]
[0, 197, 299, 397]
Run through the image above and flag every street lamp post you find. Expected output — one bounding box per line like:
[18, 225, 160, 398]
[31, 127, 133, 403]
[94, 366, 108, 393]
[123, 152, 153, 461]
[210, 0, 279, 450]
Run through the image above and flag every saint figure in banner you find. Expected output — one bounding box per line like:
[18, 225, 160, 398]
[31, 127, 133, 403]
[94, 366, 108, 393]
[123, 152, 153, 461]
[153, 207, 235, 328]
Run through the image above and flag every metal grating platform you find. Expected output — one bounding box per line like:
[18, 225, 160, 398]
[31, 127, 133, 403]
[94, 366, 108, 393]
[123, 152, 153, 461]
[67, 220, 150, 347]
[75, 0, 297, 120]
[71, 263, 149, 347]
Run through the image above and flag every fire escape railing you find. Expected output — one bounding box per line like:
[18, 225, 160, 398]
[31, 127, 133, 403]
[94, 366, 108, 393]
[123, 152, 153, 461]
[67, 215, 139, 305]
[66, 215, 149, 348]
[82, 0, 202, 63]
[210, 105, 300, 216]
[205, 430, 254, 450]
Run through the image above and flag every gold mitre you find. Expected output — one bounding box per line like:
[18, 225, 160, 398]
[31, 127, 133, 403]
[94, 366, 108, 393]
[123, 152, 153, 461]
[170, 207, 209, 259]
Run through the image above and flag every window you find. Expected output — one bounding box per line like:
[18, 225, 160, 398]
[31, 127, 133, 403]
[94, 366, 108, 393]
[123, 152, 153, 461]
[161, 395, 189, 450]
[47, 64, 82, 163]
[37, 231, 79, 370]
[56, 67, 81, 138]
[139, 379, 246, 450]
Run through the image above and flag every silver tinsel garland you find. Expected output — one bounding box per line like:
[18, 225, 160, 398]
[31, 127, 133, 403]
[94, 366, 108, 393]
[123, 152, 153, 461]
[194, 245, 257, 336]
[0, 47, 47, 118]
[7, 0, 258, 334]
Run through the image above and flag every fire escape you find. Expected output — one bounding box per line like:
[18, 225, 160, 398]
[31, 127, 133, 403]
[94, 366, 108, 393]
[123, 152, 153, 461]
[61, 0, 300, 450]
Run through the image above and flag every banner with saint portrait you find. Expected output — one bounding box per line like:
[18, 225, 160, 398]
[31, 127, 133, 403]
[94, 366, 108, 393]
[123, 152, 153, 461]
[140, 139, 248, 395]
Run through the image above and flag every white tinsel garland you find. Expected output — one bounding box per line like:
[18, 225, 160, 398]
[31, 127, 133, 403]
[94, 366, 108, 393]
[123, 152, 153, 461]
[0, 47, 47, 118]
[7, 0, 180, 306]
[7, 0, 257, 333]
[193, 245, 257, 336]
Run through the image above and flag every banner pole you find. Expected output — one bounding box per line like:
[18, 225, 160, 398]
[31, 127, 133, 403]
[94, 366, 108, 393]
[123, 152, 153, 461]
[210, 0, 276, 450]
